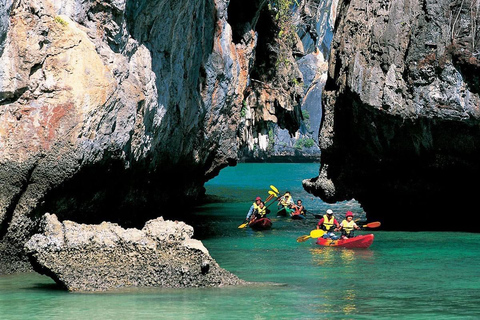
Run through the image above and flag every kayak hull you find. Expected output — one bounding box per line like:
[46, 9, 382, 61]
[291, 214, 306, 220]
[276, 208, 288, 217]
[249, 218, 272, 230]
[316, 234, 374, 248]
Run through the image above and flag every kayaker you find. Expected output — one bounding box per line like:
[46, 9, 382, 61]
[246, 197, 262, 221]
[291, 199, 306, 216]
[316, 209, 340, 239]
[338, 211, 360, 239]
[252, 201, 270, 220]
[278, 191, 295, 215]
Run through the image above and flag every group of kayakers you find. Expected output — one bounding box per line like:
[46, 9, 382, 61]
[245, 192, 305, 222]
[277, 191, 306, 217]
[317, 209, 360, 239]
[245, 192, 360, 239]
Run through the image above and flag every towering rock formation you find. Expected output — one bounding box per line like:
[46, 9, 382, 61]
[239, 0, 337, 161]
[0, 0, 302, 273]
[304, 0, 480, 231]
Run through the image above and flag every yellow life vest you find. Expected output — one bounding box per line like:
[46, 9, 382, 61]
[253, 202, 259, 210]
[281, 195, 292, 207]
[256, 205, 267, 217]
[341, 219, 355, 232]
[323, 215, 335, 229]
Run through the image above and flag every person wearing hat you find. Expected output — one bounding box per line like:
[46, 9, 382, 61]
[252, 201, 270, 220]
[246, 196, 263, 221]
[317, 209, 340, 239]
[278, 191, 295, 215]
[338, 211, 360, 239]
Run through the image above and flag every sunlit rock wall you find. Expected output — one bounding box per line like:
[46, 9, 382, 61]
[0, 0, 302, 273]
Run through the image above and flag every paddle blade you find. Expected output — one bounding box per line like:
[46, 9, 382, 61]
[270, 185, 279, 193]
[310, 229, 325, 238]
[363, 221, 381, 228]
[238, 223, 248, 229]
[296, 235, 311, 242]
[268, 190, 278, 197]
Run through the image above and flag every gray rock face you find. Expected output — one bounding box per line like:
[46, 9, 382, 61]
[25, 214, 244, 291]
[239, 0, 338, 161]
[0, 0, 301, 273]
[303, 0, 480, 231]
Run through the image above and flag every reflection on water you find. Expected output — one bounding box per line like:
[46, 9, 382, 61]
[309, 248, 376, 316]
[309, 247, 336, 266]
[341, 289, 357, 314]
[309, 247, 375, 267]
[246, 229, 268, 238]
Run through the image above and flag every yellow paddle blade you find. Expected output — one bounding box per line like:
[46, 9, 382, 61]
[297, 230, 325, 242]
[309, 229, 325, 238]
[238, 223, 248, 229]
[268, 190, 278, 197]
[296, 235, 311, 242]
[270, 185, 279, 194]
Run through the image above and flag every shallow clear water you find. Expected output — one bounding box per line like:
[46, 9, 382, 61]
[1, 163, 480, 319]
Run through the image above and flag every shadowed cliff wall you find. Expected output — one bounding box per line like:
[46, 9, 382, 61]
[304, 0, 480, 231]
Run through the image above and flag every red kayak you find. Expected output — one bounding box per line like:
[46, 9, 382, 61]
[316, 234, 374, 248]
[249, 218, 272, 230]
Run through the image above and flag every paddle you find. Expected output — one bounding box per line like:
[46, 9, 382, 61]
[362, 221, 381, 228]
[266, 196, 282, 209]
[265, 193, 275, 203]
[296, 229, 325, 242]
[270, 185, 279, 194]
[268, 190, 278, 197]
[238, 221, 249, 229]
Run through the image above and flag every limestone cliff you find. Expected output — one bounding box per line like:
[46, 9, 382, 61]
[239, 0, 337, 161]
[0, 0, 302, 273]
[303, 0, 480, 231]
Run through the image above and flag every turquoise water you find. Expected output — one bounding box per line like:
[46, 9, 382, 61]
[2, 163, 480, 319]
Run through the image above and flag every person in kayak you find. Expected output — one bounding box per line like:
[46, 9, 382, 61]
[252, 201, 270, 220]
[338, 211, 360, 239]
[317, 209, 340, 239]
[291, 199, 306, 217]
[278, 191, 295, 215]
[246, 196, 262, 221]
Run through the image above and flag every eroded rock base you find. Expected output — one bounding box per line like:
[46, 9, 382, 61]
[25, 214, 244, 291]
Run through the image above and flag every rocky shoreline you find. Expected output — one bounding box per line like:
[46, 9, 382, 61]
[25, 214, 244, 292]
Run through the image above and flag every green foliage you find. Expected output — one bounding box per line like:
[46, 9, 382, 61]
[294, 137, 315, 150]
[291, 77, 303, 89]
[240, 100, 247, 118]
[302, 110, 310, 120]
[54, 16, 68, 26]
[268, 0, 298, 70]
[268, 0, 297, 44]
[267, 127, 275, 152]
[268, 127, 275, 142]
